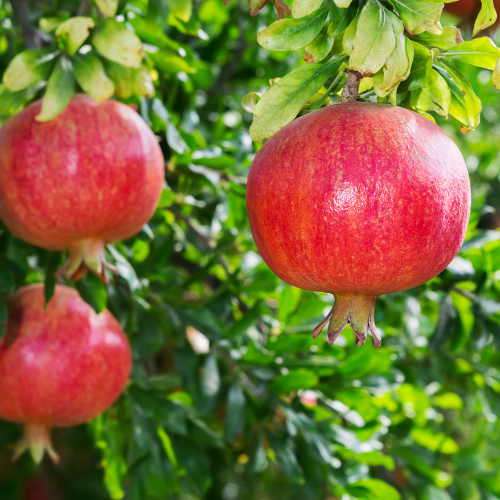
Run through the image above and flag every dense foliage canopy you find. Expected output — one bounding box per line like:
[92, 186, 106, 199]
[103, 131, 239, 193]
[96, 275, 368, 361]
[1, 0, 500, 499]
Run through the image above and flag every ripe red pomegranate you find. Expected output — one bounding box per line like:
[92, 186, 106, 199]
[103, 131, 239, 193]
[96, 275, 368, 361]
[0, 94, 164, 282]
[0, 284, 131, 463]
[247, 103, 471, 347]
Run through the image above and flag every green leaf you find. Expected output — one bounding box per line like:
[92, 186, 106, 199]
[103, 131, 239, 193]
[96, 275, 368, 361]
[73, 52, 115, 101]
[410, 428, 459, 454]
[157, 426, 178, 467]
[224, 382, 246, 442]
[348, 0, 396, 77]
[55, 17, 95, 56]
[0, 267, 14, 293]
[3, 49, 58, 92]
[249, 55, 345, 142]
[438, 60, 481, 131]
[257, 6, 329, 51]
[409, 26, 462, 50]
[151, 98, 190, 154]
[347, 479, 401, 500]
[438, 37, 500, 70]
[304, 25, 334, 63]
[433, 63, 466, 106]
[75, 272, 108, 314]
[93, 19, 143, 68]
[474, 0, 498, 35]
[271, 368, 319, 392]
[388, 0, 443, 35]
[95, 0, 119, 17]
[36, 56, 75, 122]
[433, 392, 463, 409]
[329, 0, 358, 36]
[399, 41, 433, 93]
[411, 68, 451, 116]
[105, 60, 136, 98]
[343, 12, 360, 55]
[166, 0, 193, 22]
[44, 252, 63, 305]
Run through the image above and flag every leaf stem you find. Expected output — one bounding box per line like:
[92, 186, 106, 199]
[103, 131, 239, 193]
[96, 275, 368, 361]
[340, 71, 362, 103]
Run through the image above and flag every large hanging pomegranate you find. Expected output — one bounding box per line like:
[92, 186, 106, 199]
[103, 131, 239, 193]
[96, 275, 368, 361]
[0, 94, 164, 282]
[247, 103, 471, 347]
[0, 284, 132, 463]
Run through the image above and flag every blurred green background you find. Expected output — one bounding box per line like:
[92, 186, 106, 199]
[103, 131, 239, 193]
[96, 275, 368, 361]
[1, 0, 500, 499]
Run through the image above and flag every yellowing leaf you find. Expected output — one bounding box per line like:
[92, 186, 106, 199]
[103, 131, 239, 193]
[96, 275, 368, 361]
[73, 52, 115, 101]
[474, 0, 498, 35]
[257, 6, 329, 51]
[95, 0, 119, 17]
[56, 17, 95, 56]
[388, 0, 443, 35]
[292, 0, 323, 18]
[349, 0, 395, 77]
[3, 49, 58, 92]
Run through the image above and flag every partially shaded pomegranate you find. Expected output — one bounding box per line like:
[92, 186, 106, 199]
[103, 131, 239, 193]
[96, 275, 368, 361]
[0, 94, 164, 282]
[247, 103, 470, 347]
[0, 284, 131, 463]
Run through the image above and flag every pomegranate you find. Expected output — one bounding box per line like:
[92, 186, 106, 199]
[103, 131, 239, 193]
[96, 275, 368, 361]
[0, 284, 131, 463]
[247, 103, 470, 347]
[0, 94, 164, 282]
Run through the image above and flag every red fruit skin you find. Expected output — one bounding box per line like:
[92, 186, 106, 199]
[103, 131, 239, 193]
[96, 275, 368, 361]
[0, 94, 164, 250]
[0, 284, 131, 427]
[247, 103, 471, 296]
[444, 0, 475, 17]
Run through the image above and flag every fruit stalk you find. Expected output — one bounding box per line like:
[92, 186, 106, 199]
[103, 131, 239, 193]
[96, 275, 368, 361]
[340, 71, 361, 103]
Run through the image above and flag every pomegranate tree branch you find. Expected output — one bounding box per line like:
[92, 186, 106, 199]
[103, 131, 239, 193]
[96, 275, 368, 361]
[11, 0, 51, 49]
[78, 0, 92, 16]
[340, 71, 362, 103]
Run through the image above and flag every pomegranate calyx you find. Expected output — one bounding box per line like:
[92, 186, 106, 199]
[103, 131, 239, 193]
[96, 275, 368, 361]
[12, 424, 59, 465]
[58, 238, 118, 283]
[312, 294, 381, 348]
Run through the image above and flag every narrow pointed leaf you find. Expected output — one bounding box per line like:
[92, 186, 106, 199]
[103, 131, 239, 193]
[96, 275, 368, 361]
[36, 56, 75, 121]
[473, 0, 497, 35]
[166, 0, 193, 22]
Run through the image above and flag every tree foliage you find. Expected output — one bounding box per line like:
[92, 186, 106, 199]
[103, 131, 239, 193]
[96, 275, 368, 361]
[1, 0, 500, 499]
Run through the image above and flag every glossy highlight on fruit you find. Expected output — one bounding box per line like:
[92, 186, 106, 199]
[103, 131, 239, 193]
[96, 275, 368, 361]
[0, 94, 165, 282]
[247, 103, 471, 347]
[0, 284, 132, 463]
